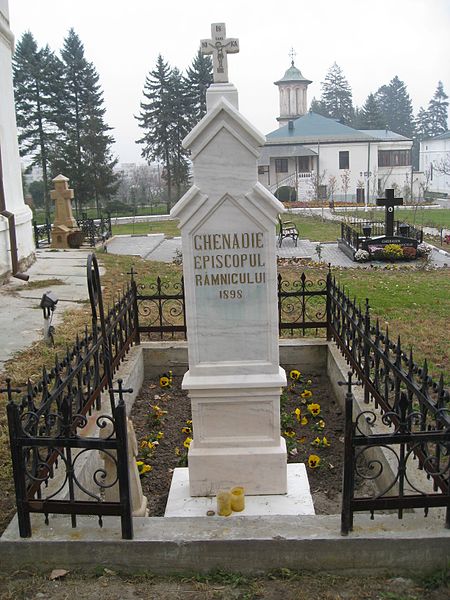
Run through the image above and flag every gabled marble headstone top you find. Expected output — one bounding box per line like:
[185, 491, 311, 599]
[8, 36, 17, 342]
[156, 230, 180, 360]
[169, 22, 287, 497]
[171, 56, 285, 379]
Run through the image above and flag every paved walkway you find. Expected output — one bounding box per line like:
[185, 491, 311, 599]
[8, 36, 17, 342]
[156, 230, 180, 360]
[0, 249, 101, 368]
[105, 234, 450, 269]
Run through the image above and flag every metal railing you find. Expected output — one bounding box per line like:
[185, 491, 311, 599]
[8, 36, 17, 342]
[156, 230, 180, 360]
[326, 276, 450, 533]
[5, 254, 138, 539]
[341, 221, 424, 253]
[5, 260, 449, 537]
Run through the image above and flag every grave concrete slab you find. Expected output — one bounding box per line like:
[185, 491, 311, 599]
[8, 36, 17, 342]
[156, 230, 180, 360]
[165, 464, 315, 517]
[106, 234, 164, 258]
[145, 236, 182, 261]
[1, 512, 449, 575]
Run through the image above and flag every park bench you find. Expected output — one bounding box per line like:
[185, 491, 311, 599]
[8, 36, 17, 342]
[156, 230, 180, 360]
[278, 216, 299, 247]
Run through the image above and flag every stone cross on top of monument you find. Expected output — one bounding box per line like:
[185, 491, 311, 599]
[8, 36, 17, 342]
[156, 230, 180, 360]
[376, 188, 403, 237]
[201, 23, 239, 83]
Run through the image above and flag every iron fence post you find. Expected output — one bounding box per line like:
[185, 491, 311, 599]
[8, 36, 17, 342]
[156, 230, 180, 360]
[128, 266, 141, 345]
[363, 299, 370, 404]
[111, 380, 133, 539]
[4, 380, 32, 537]
[340, 372, 356, 535]
[326, 265, 332, 341]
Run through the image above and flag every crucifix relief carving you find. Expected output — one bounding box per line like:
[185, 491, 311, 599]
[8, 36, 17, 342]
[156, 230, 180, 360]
[376, 188, 403, 237]
[201, 23, 239, 83]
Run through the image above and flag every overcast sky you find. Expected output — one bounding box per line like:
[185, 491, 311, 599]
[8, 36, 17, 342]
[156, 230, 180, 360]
[9, 0, 450, 164]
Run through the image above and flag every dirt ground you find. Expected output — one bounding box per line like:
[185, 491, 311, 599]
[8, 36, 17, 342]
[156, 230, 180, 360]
[0, 569, 449, 600]
[130, 370, 348, 516]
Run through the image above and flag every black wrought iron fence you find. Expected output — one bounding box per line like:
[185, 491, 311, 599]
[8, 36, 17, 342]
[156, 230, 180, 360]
[77, 213, 112, 247]
[341, 221, 424, 253]
[135, 272, 328, 340]
[33, 219, 52, 248]
[5, 254, 138, 539]
[5, 258, 449, 537]
[326, 276, 450, 533]
[33, 214, 112, 249]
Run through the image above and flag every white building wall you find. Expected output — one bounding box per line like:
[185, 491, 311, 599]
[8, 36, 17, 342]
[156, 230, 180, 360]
[0, 0, 34, 276]
[420, 137, 450, 195]
[260, 139, 414, 203]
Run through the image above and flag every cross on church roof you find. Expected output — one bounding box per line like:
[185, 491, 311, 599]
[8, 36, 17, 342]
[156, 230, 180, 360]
[289, 47, 296, 65]
[376, 188, 403, 237]
[201, 23, 239, 84]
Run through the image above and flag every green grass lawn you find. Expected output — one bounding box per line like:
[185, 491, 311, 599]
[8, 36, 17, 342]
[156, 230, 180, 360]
[32, 203, 169, 224]
[112, 219, 181, 237]
[336, 207, 450, 229]
[111, 215, 341, 242]
[281, 214, 342, 241]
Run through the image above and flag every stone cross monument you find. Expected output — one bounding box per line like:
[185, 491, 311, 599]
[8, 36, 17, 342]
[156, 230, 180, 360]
[376, 188, 403, 237]
[171, 24, 287, 496]
[201, 23, 239, 83]
[50, 174, 82, 248]
[200, 23, 240, 112]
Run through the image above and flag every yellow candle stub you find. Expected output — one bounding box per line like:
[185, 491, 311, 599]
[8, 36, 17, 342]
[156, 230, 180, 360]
[230, 486, 245, 512]
[217, 491, 232, 516]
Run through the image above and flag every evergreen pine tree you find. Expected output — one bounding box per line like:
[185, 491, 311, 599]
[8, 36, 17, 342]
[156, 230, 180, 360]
[319, 63, 354, 124]
[169, 68, 191, 199]
[309, 97, 328, 117]
[375, 76, 415, 138]
[53, 29, 118, 215]
[185, 49, 213, 126]
[415, 107, 432, 140]
[136, 54, 175, 210]
[427, 81, 448, 136]
[13, 32, 63, 220]
[356, 93, 386, 129]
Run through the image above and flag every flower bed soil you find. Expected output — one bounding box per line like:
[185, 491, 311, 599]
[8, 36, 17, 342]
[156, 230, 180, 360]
[130, 370, 348, 516]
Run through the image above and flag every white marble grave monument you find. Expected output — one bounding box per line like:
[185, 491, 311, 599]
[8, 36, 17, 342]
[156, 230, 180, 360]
[171, 23, 287, 496]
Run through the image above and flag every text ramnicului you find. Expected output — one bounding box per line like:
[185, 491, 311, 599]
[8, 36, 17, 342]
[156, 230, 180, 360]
[193, 231, 267, 288]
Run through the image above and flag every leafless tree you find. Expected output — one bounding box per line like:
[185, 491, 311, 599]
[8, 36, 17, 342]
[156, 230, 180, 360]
[434, 157, 450, 176]
[340, 169, 351, 203]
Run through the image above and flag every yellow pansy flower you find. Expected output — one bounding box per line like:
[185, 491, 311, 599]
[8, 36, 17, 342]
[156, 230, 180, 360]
[289, 369, 301, 381]
[301, 416, 308, 426]
[307, 402, 321, 417]
[308, 454, 321, 469]
[301, 390, 313, 399]
[183, 437, 193, 449]
[294, 407, 301, 422]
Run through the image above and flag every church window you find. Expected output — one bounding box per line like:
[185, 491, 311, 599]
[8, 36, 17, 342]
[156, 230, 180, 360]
[378, 150, 411, 167]
[339, 151, 349, 169]
[275, 158, 289, 173]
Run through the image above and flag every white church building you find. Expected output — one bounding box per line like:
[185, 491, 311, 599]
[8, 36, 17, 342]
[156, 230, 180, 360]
[419, 131, 450, 197]
[0, 0, 34, 278]
[258, 60, 415, 204]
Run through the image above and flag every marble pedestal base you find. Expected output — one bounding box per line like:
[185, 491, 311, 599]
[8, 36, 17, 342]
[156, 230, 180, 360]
[165, 464, 314, 517]
[183, 369, 287, 496]
[188, 438, 287, 496]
